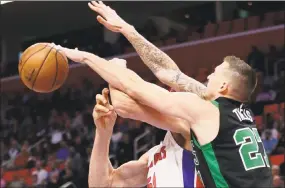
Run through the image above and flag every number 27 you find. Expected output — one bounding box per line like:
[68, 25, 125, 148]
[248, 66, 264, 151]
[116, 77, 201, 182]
[234, 127, 270, 171]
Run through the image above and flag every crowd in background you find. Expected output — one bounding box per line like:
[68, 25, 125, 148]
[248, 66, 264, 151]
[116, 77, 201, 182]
[1, 1, 284, 78]
[0, 76, 158, 188]
[1, 46, 284, 188]
[1, 2, 285, 188]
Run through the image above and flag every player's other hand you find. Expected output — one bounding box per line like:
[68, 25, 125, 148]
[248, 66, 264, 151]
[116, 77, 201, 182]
[88, 1, 129, 33]
[93, 88, 117, 131]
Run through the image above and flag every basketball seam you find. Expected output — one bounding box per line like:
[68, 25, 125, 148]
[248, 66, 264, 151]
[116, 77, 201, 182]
[51, 50, 59, 90]
[20, 44, 49, 76]
[31, 47, 54, 90]
[57, 50, 68, 65]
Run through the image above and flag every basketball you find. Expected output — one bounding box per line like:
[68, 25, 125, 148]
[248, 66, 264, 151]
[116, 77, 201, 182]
[18, 43, 69, 93]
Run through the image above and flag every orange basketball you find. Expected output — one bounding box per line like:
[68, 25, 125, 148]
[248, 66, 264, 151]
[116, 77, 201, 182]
[19, 43, 69, 93]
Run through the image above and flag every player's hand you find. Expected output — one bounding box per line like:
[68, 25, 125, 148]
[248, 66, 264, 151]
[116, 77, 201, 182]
[88, 1, 129, 33]
[49, 43, 85, 64]
[93, 88, 117, 131]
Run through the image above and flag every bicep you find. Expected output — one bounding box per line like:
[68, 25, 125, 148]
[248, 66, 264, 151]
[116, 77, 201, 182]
[110, 86, 189, 134]
[112, 152, 148, 187]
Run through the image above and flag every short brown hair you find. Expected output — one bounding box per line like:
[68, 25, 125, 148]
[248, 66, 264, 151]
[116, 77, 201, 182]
[224, 56, 257, 101]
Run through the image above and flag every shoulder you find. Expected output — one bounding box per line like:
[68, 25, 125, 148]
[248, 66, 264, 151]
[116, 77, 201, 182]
[189, 99, 221, 145]
[173, 92, 215, 108]
[176, 93, 219, 118]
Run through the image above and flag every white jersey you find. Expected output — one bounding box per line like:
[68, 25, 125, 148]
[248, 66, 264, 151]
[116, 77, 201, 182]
[146, 131, 202, 187]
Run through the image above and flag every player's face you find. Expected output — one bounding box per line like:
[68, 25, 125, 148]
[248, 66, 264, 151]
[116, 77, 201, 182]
[205, 62, 229, 99]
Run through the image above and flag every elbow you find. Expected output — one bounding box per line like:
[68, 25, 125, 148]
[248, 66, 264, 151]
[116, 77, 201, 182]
[155, 69, 181, 86]
[112, 96, 136, 119]
[154, 70, 169, 84]
[110, 88, 136, 119]
[113, 101, 131, 119]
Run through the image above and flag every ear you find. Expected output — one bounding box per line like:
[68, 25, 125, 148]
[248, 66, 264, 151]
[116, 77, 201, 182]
[218, 81, 229, 95]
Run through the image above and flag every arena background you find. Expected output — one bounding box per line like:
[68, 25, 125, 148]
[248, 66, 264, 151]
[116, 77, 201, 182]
[0, 1, 284, 188]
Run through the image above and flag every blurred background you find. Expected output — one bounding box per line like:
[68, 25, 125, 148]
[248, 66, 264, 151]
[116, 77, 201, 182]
[0, 1, 284, 188]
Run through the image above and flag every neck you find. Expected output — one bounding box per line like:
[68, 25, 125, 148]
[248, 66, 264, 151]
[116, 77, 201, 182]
[208, 93, 222, 101]
[213, 94, 246, 103]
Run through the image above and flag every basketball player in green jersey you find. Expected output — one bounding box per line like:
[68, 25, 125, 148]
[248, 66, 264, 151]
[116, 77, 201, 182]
[85, 1, 272, 187]
[53, 49, 273, 188]
[53, 2, 272, 187]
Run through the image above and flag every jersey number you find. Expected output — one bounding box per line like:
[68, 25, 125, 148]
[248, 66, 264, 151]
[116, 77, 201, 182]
[233, 127, 270, 171]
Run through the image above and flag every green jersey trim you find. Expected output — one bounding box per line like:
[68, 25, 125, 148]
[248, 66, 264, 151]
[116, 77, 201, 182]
[192, 100, 228, 187]
[192, 136, 229, 188]
[211, 100, 219, 108]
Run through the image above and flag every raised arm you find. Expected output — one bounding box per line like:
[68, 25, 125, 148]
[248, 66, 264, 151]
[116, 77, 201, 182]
[89, 88, 148, 187]
[88, 1, 207, 98]
[55, 45, 212, 125]
[122, 26, 207, 98]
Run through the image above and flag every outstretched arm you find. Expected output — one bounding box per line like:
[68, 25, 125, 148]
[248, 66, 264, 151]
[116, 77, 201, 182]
[121, 26, 207, 97]
[88, 1, 207, 98]
[57, 45, 212, 124]
[109, 85, 190, 137]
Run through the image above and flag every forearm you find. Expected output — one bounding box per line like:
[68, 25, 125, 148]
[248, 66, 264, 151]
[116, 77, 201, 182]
[109, 86, 189, 135]
[166, 70, 207, 99]
[121, 26, 207, 97]
[89, 129, 113, 187]
[82, 52, 141, 92]
[121, 26, 179, 78]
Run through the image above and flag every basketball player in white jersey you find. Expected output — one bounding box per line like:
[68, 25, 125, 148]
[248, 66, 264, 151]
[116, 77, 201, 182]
[90, 85, 203, 187]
